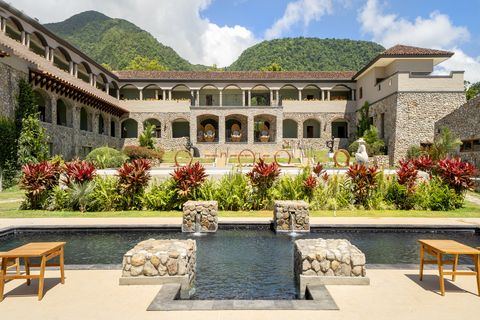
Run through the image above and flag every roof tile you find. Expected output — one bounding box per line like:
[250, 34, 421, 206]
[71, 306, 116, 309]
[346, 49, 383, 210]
[379, 44, 454, 56]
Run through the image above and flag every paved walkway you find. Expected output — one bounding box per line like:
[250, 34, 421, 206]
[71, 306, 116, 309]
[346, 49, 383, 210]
[466, 194, 480, 206]
[0, 269, 478, 319]
[0, 199, 22, 204]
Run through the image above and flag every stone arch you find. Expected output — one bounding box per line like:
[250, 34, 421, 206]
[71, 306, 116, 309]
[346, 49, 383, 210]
[53, 47, 72, 73]
[331, 117, 349, 139]
[222, 84, 243, 106]
[303, 118, 321, 139]
[144, 118, 162, 138]
[98, 113, 106, 135]
[108, 81, 119, 98]
[226, 113, 248, 143]
[56, 98, 70, 127]
[119, 84, 140, 100]
[33, 88, 51, 123]
[197, 114, 219, 142]
[303, 84, 322, 100]
[121, 118, 138, 138]
[80, 106, 91, 132]
[5, 17, 23, 42]
[279, 84, 299, 101]
[331, 84, 352, 101]
[251, 85, 271, 106]
[254, 113, 277, 142]
[171, 84, 191, 101]
[199, 84, 219, 106]
[172, 117, 190, 138]
[96, 73, 109, 92]
[143, 84, 162, 100]
[29, 31, 48, 57]
[283, 119, 298, 138]
[77, 62, 92, 84]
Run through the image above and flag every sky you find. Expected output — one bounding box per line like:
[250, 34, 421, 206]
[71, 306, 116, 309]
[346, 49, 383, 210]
[9, 0, 480, 82]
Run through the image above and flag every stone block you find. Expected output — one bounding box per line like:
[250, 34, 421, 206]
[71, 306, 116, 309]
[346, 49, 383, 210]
[182, 201, 218, 232]
[273, 200, 310, 232]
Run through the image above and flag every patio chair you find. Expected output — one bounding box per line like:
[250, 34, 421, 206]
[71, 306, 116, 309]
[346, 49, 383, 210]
[197, 125, 205, 142]
[259, 124, 270, 143]
[231, 124, 242, 142]
[204, 150, 214, 158]
[0, 255, 20, 276]
[204, 124, 215, 142]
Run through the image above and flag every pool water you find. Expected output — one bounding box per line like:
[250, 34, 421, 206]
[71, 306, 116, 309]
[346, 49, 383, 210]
[1, 229, 479, 300]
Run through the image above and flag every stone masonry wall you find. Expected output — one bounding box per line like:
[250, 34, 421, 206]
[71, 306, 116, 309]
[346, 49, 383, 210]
[273, 200, 310, 232]
[182, 201, 218, 232]
[435, 94, 480, 167]
[294, 239, 366, 279]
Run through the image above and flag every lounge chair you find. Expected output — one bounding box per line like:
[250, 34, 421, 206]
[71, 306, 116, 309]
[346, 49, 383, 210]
[259, 124, 270, 142]
[204, 124, 215, 142]
[231, 124, 242, 142]
[197, 125, 205, 142]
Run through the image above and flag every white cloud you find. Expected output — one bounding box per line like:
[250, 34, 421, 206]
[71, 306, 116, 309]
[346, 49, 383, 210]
[358, 0, 480, 82]
[264, 0, 336, 40]
[9, 0, 260, 66]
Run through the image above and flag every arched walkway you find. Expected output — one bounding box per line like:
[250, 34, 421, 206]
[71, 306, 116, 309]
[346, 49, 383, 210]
[225, 114, 248, 143]
[254, 114, 276, 142]
[303, 85, 322, 100]
[29, 32, 47, 57]
[53, 47, 71, 73]
[80, 107, 90, 131]
[144, 119, 162, 138]
[331, 85, 352, 101]
[56, 99, 68, 127]
[172, 118, 190, 138]
[172, 85, 190, 101]
[77, 62, 91, 84]
[332, 119, 349, 138]
[199, 85, 219, 106]
[121, 119, 138, 138]
[34, 89, 50, 123]
[251, 85, 270, 106]
[222, 84, 242, 106]
[283, 119, 298, 138]
[96, 73, 108, 92]
[279, 85, 299, 101]
[143, 85, 162, 100]
[5, 17, 23, 42]
[303, 119, 321, 139]
[120, 84, 140, 100]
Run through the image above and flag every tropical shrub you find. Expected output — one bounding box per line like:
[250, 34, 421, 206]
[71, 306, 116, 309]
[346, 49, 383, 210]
[435, 158, 478, 195]
[69, 181, 96, 213]
[385, 160, 418, 209]
[407, 145, 421, 160]
[415, 178, 462, 211]
[313, 162, 325, 177]
[144, 178, 180, 211]
[86, 147, 126, 168]
[91, 176, 120, 211]
[116, 159, 152, 209]
[139, 121, 157, 150]
[63, 160, 97, 186]
[0, 117, 18, 189]
[121, 145, 164, 161]
[413, 155, 434, 174]
[214, 170, 251, 211]
[170, 161, 208, 200]
[245, 158, 281, 209]
[396, 160, 418, 194]
[428, 127, 462, 161]
[346, 164, 380, 208]
[19, 160, 62, 209]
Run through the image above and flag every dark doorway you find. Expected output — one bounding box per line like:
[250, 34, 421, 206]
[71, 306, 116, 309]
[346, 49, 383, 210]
[307, 126, 314, 138]
[338, 126, 346, 138]
[206, 94, 213, 106]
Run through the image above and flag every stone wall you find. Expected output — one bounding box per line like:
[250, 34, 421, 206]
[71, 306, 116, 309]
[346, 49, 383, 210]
[435, 94, 480, 167]
[273, 200, 310, 232]
[182, 201, 218, 232]
[123, 136, 190, 152]
[0, 61, 27, 119]
[369, 92, 465, 165]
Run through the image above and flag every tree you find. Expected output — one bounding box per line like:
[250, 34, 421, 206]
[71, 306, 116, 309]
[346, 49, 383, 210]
[260, 62, 284, 71]
[429, 127, 462, 161]
[139, 121, 157, 150]
[464, 80, 478, 100]
[101, 63, 113, 71]
[15, 78, 37, 132]
[127, 56, 168, 71]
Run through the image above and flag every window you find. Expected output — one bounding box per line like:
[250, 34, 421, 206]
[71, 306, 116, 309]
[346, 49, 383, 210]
[359, 87, 363, 99]
[307, 95, 314, 100]
[82, 146, 92, 156]
[380, 113, 385, 138]
[206, 94, 213, 106]
[460, 139, 480, 152]
[378, 84, 381, 91]
[307, 126, 314, 138]
[376, 78, 385, 84]
[47, 142, 53, 157]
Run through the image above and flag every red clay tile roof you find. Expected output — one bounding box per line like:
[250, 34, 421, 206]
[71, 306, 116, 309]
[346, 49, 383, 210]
[0, 49, 11, 58]
[379, 44, 454, 56]
[112, 70, 357, 80]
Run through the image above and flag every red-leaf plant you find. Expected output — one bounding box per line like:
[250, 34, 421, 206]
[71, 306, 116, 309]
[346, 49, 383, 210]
[245, 158, 281, 204]
[170, 161, 208, 199]
[302, 174, 318, 198]
[435, 158, 478, 194]
[413, 155, 434, 178]
[117, 159, 152, 196]
[20, 160, 62, 209]
[63, 160, 97, 186]
[396, 160, 418, 194]
[346, 163, 380, 205]
[313, 162, 326, 177]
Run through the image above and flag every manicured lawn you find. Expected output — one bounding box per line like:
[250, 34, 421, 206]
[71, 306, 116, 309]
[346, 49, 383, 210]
[306, 150, 356, 164]
[468, 191, 480, 199]
[162, 151, 214, 164]
[0, 186, 24, 202]
[228, 157, 301, 164]
[2, 199, 480, 218]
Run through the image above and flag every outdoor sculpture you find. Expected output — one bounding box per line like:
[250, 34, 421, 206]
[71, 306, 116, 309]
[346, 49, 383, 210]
[326, 135, 334, 158]
[355, 138, 369, 164]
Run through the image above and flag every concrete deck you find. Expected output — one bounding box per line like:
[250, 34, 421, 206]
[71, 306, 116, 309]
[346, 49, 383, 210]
[0, 268, 478, 319]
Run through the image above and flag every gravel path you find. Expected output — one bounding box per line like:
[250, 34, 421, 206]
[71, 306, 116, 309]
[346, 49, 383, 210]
[0, 199, 23, 204]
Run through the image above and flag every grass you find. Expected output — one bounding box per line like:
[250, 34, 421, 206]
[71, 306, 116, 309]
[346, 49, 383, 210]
[162, 151, 214, 164]
[2, 198, 480, 219]
[228, 157, 301, 164]
[306, 150, 356, 164]
[468, 191, 480, 199]
[0, 186, 24, 202]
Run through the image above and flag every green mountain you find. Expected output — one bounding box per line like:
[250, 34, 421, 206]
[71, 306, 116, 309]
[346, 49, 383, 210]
[228, 38, 385, 71]
[44, 11, 199, 71]
[45, 11, 384, 72]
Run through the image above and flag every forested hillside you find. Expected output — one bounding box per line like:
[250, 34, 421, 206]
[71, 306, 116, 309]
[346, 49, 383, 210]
[45, 11, 198, 71]
[228, 38, 385, 71]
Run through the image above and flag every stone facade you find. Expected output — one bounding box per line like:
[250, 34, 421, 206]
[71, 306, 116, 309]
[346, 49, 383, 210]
[435, 94, 480, 168]
[294, 239, 367, 279]
[273, 200, 310, 232]
[0, 62, 26, 119]
[121, 239, 196, 284]
[372, 155, 390, 168]
[182, 201, 218, 232]
[369, 92, 466, 165]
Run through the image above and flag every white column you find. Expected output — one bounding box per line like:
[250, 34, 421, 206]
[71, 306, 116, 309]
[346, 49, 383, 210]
[92, 75, 97, 88]
[116, 89, 120, 100]
[89, 74, 93, 86]
[168, 90, 172, 101]
[248, 90, 251, 106]
[196, 90, 200, 106]
[49, 48, 54, 62]
[270, 90, 273, 106]
[163, 90, 166, 101]
[219, 90, 223, 107]
[68, 61, 74, 75]
[327, 90, 330, 101]
[155, 90, 158, 100]
[44, 46, 50, 61]
[21, 31, 25, 45]
[190, 90, 194, 104]
[276, 90, 279, 106]
[104, 82, 109, 93]
[321, 90, 325, 101]
[242, 90, 245, 107]
[298, 90, 302, 101]
[25, 33, 30, 47]
[1, 18, 6, 33]
[73, 63, 78, 78]
[139, 89, 143, 100]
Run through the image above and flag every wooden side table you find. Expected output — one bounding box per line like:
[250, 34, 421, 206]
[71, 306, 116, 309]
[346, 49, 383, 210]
[0, 242, 66, 301]
[418, 239, 480, 296]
